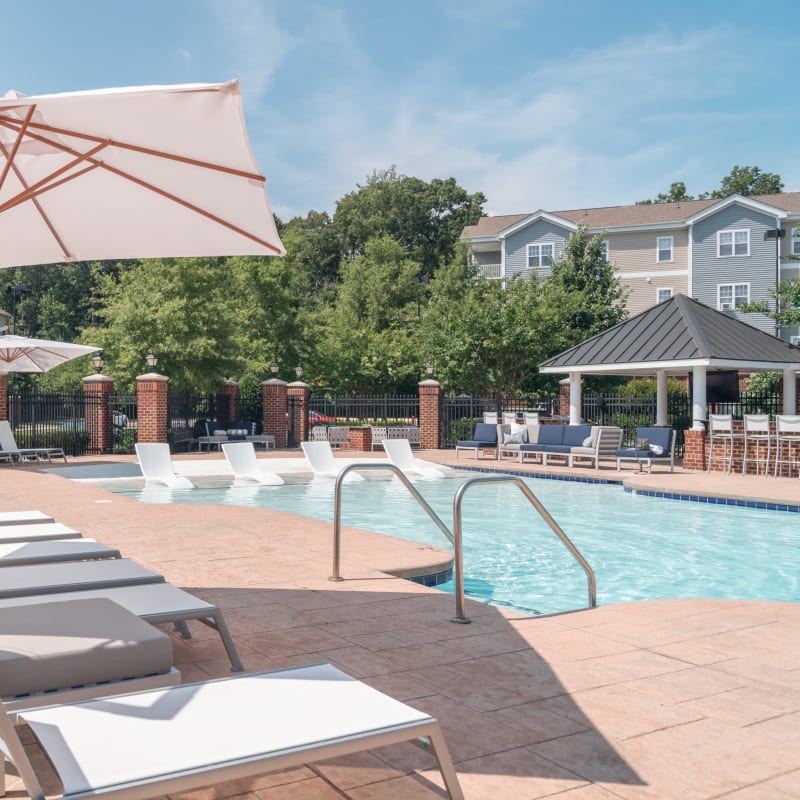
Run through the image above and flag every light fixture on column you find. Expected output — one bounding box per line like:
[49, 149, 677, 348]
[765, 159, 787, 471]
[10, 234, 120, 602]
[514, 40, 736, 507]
[145, 352, 158, 370]
[426, 362, 434, 379]
[295, 365, 303, 379]
[92, 353, 105, 372]
[270, 359, 279, 376]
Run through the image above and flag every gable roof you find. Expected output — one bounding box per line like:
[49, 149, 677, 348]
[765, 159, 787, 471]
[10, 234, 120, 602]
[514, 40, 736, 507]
[539, 294, 800, 375]
[461, 191, 800, 240]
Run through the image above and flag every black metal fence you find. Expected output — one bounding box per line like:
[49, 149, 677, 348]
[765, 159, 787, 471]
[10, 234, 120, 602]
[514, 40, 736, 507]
[309, 395, 419, 425]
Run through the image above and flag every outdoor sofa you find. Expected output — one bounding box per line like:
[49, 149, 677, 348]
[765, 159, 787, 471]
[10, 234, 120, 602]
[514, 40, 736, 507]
[518, 423, 592, 465]
[455, 422, 498, 459]
[615, 426, 676, 473]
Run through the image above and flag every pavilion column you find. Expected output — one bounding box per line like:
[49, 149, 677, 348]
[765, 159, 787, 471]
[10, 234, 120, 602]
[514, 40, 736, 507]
[783, 369, 797, 415]
[692, 365, 707, 430]
[656, 370, 668, 426]
[569, 372, 582, 425]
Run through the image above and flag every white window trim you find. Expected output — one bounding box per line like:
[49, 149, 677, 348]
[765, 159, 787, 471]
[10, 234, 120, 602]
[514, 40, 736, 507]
[656, 287, 673, 303]
[526, 242, 554, 269]
[717, 228, 750, 258]
[601, 239, 609, 264]
[656, 236, 673, 263]
[717, 282, 750, 311]
[792, 228, 800, 256]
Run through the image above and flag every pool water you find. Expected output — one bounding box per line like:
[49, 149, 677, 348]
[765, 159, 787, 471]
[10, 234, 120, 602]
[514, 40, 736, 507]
[121, 477, 800, 616]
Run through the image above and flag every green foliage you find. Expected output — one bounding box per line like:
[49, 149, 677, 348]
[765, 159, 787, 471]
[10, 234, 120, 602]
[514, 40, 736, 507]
[618, 377, 687, 397]
[637, 181, 693, 205]
[446, 417, 480, 444]
[638, 165, 784, 205]
[738, 277, 800, 328]
[745, 371, 781, 393]
[334, 167, 485, 276]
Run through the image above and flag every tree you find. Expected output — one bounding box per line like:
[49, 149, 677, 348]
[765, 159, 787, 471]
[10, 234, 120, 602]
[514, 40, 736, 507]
[278, 210, 343, 298]
[546, 224, 629, 336]
[637, 181, 694, 205]
[333, 167, 486, 276]
[711, 165, 783, 198]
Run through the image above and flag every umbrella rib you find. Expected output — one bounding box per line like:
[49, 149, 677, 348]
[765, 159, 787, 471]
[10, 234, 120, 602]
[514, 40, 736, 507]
[0, 115, 265, 182]
[0, 120, 282, 255]
[0, 138, 74, 261]
[0, 105, 34, 193]
[0, 142, 107, 214]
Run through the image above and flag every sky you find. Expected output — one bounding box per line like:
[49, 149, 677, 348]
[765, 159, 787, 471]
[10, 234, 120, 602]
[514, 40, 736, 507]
[2, 0, 798, 221]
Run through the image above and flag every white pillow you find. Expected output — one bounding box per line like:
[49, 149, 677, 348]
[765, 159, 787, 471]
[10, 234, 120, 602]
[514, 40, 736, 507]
[650, 444, 664, 455]
[510, 423, 528, 442]
[582, 436, 592, 447]
[504, 432, 524, 445]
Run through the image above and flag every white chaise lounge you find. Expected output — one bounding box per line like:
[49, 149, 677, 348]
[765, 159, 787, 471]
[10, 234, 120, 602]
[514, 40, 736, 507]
[301, 441, 365, 482]
[222, 442, 284, 485]
[0, 510, 54, 526]
[383, 438, 444, 479]
[0, 539, 120, 567]
[0, 662, 464, 800]
[135, 443, 194, 489]
[0, 420, 67, 464]
[0, 582, 244, 672]
[0, 522, 81, 543]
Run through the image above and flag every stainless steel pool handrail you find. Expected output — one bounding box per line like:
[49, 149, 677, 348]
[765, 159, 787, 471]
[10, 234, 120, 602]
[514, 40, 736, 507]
[331, 462, 454, 577]
[453, 476, 596, 619]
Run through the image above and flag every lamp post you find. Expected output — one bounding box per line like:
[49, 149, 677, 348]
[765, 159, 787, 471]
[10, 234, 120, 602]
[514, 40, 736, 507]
[145, 352, 158, 371]
[0, 284, 31, 334]
[295, 365, 303, 380]
[426, 361, 434, 379]
[270, 359, 279, 377]
[92, 353, 105, 373]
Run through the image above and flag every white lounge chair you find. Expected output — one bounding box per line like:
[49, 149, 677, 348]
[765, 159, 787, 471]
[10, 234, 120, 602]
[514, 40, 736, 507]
[135, 443, 195, 489]
[383, 438, 445, 479]
[1, 597, 179, 716]
[0, 582, 244, 672]
[0, 510, 54, 526]
[221, 442, 284, 485]
[0, 420, 66, 464]
[0, 558, 164, 600]
[0, 539, 120, 567]
[1, 662, 464, 800]
[300, 441, 365, 482]
[0, 521, 81, 543]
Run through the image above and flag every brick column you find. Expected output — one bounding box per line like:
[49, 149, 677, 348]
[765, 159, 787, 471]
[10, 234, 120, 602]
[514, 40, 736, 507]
[220, 380, 240, 428]
[682, 428, 706, 470]
[558, 378, 570, 416]
[0, 374, 6, 421]
[287, 380, 311, 445]
[347, 426, 372, 451]
[136, 372, 170, 444]
[262, 378, 287, 448]
[418, 378, 441, 450]
[83, 373, 115, 454]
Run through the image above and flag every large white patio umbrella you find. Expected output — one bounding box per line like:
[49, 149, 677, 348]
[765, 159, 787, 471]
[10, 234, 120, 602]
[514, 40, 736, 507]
[0, 334, 99, 373]
[0, 80, 284, 268]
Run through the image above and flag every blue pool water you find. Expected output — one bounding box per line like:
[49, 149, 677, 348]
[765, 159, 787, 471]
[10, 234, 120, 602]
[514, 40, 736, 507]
[119, 477, 800, 615]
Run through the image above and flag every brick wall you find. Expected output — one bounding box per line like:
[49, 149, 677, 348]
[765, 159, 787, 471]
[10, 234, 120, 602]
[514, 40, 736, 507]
[418, 380, 441, 449]
[262, 379, 288, 448]
[136, 374, 169, 443]
[83, 376, 115, 454]
[221, 381, 240, 428]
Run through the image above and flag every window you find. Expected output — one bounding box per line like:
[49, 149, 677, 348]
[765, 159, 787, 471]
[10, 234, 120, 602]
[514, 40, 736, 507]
[600, 239, 609, 264]
[791, 335, 800, 346]
[792, 228, 800, 256]
[527, 243, 553, 268]
[718, 283, 749, 310]
[656, 236, 673, 262]
[656, 287, 673, 303]
[718, 229, 749, 257]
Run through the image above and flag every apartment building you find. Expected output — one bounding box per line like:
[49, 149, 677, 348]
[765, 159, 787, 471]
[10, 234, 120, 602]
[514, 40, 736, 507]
[461, 192, 800, 342]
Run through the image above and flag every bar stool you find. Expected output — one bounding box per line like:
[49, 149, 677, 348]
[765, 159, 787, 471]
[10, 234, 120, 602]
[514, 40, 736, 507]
[773, 415, 800, 477]
[501, 411, 518, 425]
[483, 412, 498, 424]
[707, 414, 736, 473]
[741, 414, 771, 476]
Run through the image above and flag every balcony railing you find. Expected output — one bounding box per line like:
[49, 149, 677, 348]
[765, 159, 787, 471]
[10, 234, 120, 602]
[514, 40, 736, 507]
[477, 263, 502, 279]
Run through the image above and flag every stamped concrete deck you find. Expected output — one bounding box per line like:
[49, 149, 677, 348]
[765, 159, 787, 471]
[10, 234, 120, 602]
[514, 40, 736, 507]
[4, 452, 800, 800]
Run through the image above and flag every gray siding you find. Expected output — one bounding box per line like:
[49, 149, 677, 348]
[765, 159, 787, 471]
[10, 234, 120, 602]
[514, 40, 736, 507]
[691, 204, 779, 335]
[503, 220, 569, 281]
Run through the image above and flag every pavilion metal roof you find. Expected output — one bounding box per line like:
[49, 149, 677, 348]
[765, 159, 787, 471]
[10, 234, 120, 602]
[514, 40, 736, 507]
[539, 294, 800, 375]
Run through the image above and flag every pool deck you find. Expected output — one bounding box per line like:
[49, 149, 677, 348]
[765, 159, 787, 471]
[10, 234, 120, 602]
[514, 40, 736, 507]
[4, 451, 800, 800]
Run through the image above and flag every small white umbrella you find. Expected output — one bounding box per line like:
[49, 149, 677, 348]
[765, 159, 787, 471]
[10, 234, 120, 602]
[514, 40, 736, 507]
[0, 334, 99, 373]
[0, 80, 285, 268]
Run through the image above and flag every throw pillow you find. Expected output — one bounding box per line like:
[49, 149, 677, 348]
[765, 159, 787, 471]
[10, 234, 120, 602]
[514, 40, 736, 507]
[582, 436, 592, 447]
[636, 437, 651, 451]
[649, 444, 664, 455]
[510, 422, 528, 442]
[504, 432, 524, 445]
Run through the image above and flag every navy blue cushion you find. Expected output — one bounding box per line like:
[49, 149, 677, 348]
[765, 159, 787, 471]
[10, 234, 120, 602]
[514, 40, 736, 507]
[616, 448, 651, 458]
[537, 425, 565, 445]
[472, 422, 498, 444]
[563, 424, 592, 447]
[456, 440, 484, 448]
[636, 427, 672, 454]
[541, 444, 571, 454]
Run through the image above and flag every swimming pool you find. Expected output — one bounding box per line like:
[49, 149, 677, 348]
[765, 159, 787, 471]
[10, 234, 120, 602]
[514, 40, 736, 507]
[117, 476, 800, 615]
